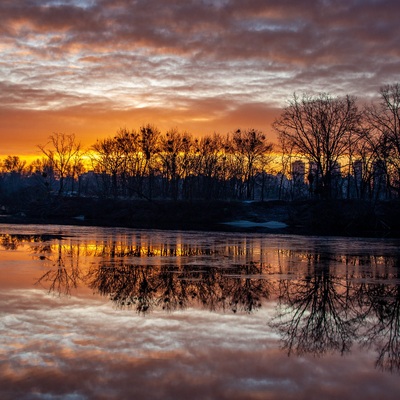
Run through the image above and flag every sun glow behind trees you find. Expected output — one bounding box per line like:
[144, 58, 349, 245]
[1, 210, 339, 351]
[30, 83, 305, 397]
[1, 85, 400, 201]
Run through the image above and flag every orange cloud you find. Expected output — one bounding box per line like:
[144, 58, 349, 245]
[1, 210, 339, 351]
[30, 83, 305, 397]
[0, 100, 280, 159]
[0, 0, 399, 160]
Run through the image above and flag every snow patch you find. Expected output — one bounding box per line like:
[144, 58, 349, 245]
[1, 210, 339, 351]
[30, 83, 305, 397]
[223, 220, 288, 229]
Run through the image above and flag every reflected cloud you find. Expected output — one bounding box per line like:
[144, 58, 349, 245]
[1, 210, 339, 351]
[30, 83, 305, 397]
[1, 287, 399, 400]
[2, 227, 400, 398]
[2, 228, 400, 375]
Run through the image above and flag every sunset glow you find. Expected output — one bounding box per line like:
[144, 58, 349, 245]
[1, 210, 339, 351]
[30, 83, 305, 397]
[1, 0, 399, 157]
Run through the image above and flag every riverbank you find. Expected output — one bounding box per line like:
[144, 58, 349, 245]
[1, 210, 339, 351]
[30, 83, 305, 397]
[1, 197, 399, 237]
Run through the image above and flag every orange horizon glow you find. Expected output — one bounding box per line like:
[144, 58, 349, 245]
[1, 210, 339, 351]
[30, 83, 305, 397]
[1, 1, 397, 161]
[0, 106, 282, 161]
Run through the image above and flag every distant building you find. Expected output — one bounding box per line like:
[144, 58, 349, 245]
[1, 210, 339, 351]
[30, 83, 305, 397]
[353, 160, 363, 184]
[331, 161, 343, 198]
[307, 161, 320, 196]
[331, 161, 341, 176]
[80, 170, 100, 196]
[308, 161, 322, 182]
[289, 160, 307, 199]
[372, 160, 388, 199]
[291, 160, 306, 184]
[306, 161, 343, 198]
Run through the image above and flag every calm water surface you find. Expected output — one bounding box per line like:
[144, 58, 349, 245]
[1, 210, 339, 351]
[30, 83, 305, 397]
[1, 224, 400, 399]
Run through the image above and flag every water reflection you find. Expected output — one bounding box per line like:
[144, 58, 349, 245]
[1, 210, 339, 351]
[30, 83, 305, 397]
[86, 261, 271, 314]
[271, 249, 400, 373]
[0, 232, 63, 250]
[272, 264, 359, 357]
[1, 230, 400, 374]
[361, 266, 400, 372]
[34, 238, 84, 296]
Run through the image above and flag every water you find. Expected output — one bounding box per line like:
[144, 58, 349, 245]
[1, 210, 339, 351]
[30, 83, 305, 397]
[1, 224, 400, 399]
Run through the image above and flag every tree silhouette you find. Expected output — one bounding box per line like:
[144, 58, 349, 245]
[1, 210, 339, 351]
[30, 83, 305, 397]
[0, 83, 396, 202]
[91, 130, 130, 198]
[38, 133, 83, 196]
[274, 93, 362, 198]
[366, 83, 400, 197]
[231, 129, 273, 200]
[1, 156, 26, 174]
[158, 129, 193, 200]
[138, 124, 160, 199]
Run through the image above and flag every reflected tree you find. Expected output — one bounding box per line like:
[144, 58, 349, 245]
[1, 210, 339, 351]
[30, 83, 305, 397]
[6, 228, 400, 374]
[0, 234, 28, 250]
[221, 262, 271, 313]
[86, 258, 273, 314]
[181, 264, 223, 312]
[86, 262, 159, 314]
[34, 239, 82, 296]
[156, 264, 190, 311]
[359, 261, 400, 371]
[271, 255, 361, 356]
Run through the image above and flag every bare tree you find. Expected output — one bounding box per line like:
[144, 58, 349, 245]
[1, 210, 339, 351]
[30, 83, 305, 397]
[91, 131, 127, 198]
[158, 129, 192, 200]
[38, 133, 83, 196]
[274, 93, 362, 198]
[195, 133, 225, 200]
[230, 129, 273, 200]
[1, 156, 26, 174]
[139, 124, 160, 199]
[350, 130, 382, 200]
[0, 156, 28, 198]
[365, 83, 400, 197]
[113, 128, 141, 197]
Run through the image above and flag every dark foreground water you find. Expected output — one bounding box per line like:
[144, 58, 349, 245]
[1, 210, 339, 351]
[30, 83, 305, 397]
[1, 224, 400, 400]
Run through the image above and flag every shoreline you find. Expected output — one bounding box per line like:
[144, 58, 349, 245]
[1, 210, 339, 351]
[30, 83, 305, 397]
[1, 197, 399, 238]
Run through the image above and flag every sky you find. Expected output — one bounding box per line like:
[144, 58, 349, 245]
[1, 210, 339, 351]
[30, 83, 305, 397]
[1, 0, 400, 158]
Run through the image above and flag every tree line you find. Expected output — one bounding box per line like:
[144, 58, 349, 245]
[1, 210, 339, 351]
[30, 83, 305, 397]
[1, 83, 399, 203]
[1, 127, 274, 202]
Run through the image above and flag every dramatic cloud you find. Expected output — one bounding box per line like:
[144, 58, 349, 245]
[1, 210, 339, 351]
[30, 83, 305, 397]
[0, 0, 399, 155]
[1, 289, 400, 400]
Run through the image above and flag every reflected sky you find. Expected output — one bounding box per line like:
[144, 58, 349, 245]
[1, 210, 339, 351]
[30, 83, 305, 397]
[1, 224, 400, 399]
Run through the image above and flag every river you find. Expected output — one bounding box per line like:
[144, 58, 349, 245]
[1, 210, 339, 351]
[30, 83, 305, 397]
[1, 223, 400, 399]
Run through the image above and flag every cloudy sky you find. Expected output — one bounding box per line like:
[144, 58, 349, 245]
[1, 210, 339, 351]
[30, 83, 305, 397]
[1, 0, 399, 157]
